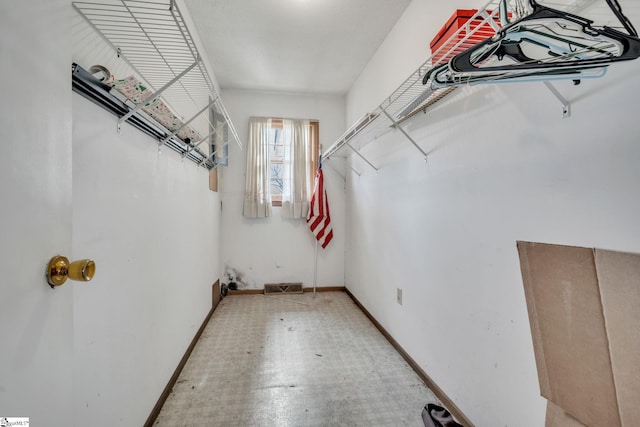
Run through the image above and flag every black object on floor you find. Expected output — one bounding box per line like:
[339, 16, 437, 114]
[422, 403, 464, 427]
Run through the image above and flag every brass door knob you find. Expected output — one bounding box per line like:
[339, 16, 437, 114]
[47, 256, 96, 288]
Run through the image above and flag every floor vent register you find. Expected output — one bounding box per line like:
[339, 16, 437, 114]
[264, 283, 304, 294]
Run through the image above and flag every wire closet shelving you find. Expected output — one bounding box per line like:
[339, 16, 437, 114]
[72, 0, 242, 170]
[322, 0, 601, 171]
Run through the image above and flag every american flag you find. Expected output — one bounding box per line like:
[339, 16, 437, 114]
[307, 167, 333, 249]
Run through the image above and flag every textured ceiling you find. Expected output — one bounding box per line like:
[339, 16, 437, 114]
[184, 0, 412, 94]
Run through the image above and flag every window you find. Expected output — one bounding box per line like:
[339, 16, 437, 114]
[267, 119, 319, 207]
[243, 117, 319, 218]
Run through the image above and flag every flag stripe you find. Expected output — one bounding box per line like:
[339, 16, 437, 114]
[307, 168, 333, 249]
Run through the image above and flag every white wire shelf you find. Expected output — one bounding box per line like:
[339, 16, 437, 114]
[72, 0, 242, 168]
[323, 0, 604, 168]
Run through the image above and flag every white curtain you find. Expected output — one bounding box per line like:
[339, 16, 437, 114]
[281, 119, 312, 219]
[243, 117, 272, 218]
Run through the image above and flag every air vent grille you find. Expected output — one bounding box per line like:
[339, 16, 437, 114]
[264, 283, 304, 294]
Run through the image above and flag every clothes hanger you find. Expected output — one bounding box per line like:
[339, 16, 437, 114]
[448, 22, 624, 74]
[423, 24, 614, 88]
[445, 0, 640, 75]
[604, 0, 637, 37]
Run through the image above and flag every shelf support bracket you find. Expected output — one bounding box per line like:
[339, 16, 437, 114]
[543, 81, 571, 118]
[381, 109, 428, 161]
[118, 58, 201, 130]
[345, 141, 378, 171]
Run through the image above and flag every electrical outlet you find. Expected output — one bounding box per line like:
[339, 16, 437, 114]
[397, 288, 402, 305]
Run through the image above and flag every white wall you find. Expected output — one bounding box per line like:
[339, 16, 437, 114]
[219, 90, 346, 289]
[344, 1, 640, 426]
[71, 93, 220, 426]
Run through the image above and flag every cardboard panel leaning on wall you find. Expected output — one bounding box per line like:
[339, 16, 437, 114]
[517, 242, 640, 427]
[517, 242, 619, 427]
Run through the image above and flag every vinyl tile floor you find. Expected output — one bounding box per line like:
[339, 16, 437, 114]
[154, 291, 439, 426]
